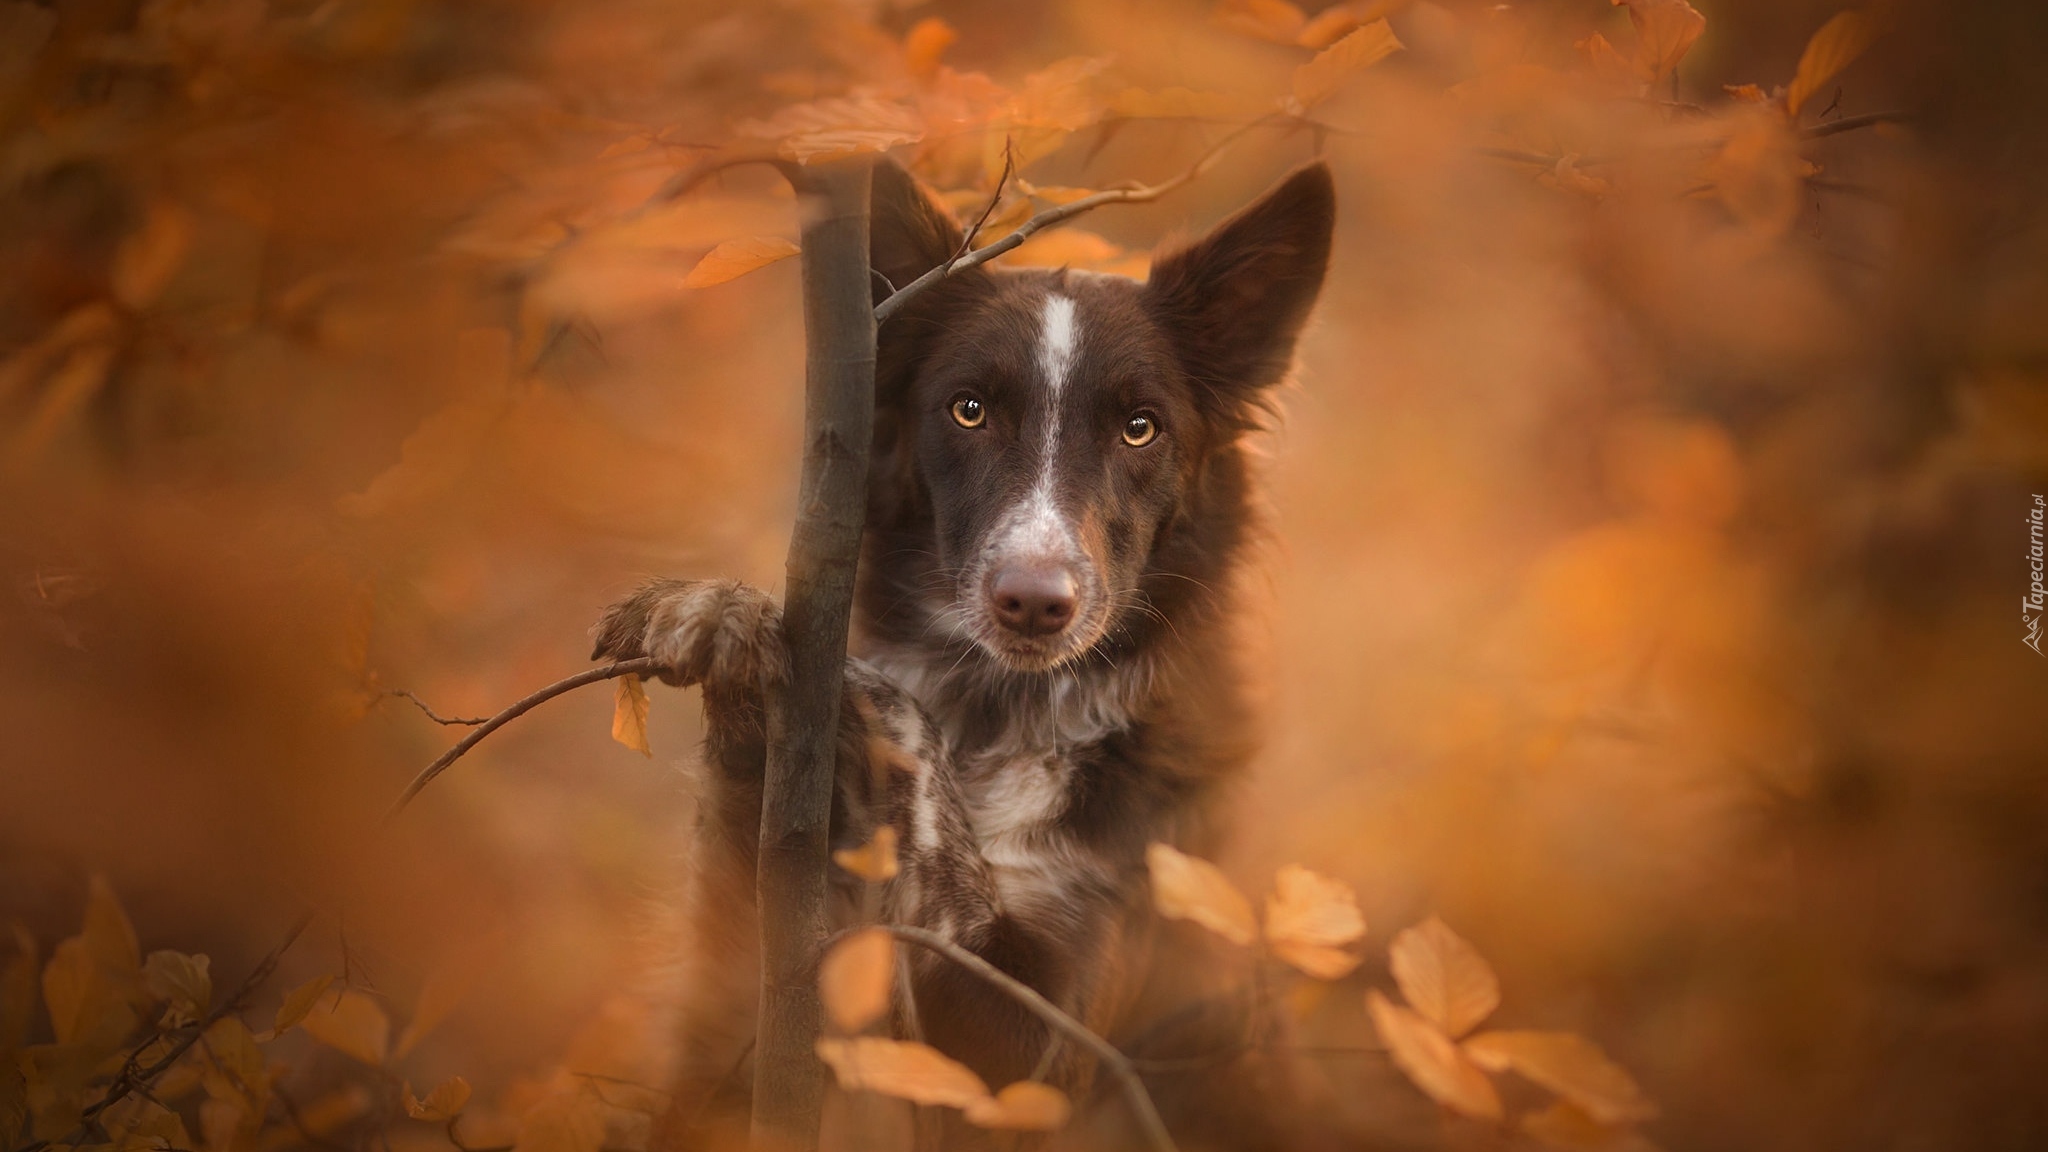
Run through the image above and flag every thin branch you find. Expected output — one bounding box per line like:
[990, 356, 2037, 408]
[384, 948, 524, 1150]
[874, 116, 1281, 325]
[879, 924, 1179, 1152]
[18, 912, 317, 1152]
[378, 689, 489, 727]
[1802, 111, 1908, 139]
[952, 143, 1015, 264]
[380, 658, 664, 823]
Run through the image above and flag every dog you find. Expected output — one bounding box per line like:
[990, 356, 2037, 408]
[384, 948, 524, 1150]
[591, 157, 1335, 1150]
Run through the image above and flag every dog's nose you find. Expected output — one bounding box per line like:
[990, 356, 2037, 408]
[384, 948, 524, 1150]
[990, 565, 1078, 637]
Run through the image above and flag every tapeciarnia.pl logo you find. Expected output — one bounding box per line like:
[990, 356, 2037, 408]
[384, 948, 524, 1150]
[2027, 495, 2046, 657]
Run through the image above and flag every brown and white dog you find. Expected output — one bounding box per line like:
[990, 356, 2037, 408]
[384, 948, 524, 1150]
[592, 158, 1335, 1150]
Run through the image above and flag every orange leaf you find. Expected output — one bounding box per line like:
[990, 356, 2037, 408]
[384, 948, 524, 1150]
[1613, 0, 1705, 81]
[1723, 83, 1769, 103]
[1292, 20, 1404, 110]
[820, 928, 894, 1033]
[1145, 843, 1258, 946]
[903, 17, 956, 81]
[964, 1081, 1072, 1131]
[1464, 1031, 1657, 1125]
[610, 674, 651, 756]
[274, 974, 336, 1035]
[833, 826, 900, 883]
[1213, 0, 1306, 45]
[403, 1076, 473, 1121]
[1109, 87, 1261, 121]
[814, 1037, 991, 1109]
[1366, 990, 1503, 1121]
[1263, 865, 1366, 980]
[1299, 1, 1409, 50]
[300, 988, 391, 1066]
[1388, 916, 1498, 1038]
[1786, 10, 1880, 116]
[1522, 1100, 1663, 1151]
[683, 238, 800, 290]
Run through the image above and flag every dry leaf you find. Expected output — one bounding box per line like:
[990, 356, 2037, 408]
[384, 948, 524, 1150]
[143, 951, 212, 1027]
[903, 17, 956, 81]
[611, 674, 651, 757]
[300, 988, 391, 1066]
[820, 928, 894, 1033]
[1614, 0, 1705, 81]
[833, 826, 900, 883]
[1709, 111, 1809, 236]
[404, 1076, 473, 1121]
[1292, 20, 1404, 110]
[1786, 9, 1879, 116]
[1367, 990, 1503, 1121]
[395, 959, 475, 1058]
[274, 974, 336, 1034]
[1464, 1031, 1657, 1125]
[1109, 87, 1260, 121]
[1723, 83, 1768, 103]
[1388, 916, 1499, 1038]
[42, 938, 136, 1050]
[814, 1037, 991, 1109]
[683, 237, 801, 289]
[512, 1091, 606, 1152]
[1214, 0, 1306, 45]
[964, 1081, 1072, 1131]
[1145, 843, 1258, 946]
[1263, 865, 1366, 979]
[1521, 1100, 1664, 1151]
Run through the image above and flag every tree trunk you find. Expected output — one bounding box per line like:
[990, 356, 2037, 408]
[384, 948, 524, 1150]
[752, 160, 876, 1149]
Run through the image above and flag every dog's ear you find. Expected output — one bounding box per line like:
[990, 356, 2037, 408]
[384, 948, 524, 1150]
[1144, 163, 1335, 414]
[870, 160, 966, 302]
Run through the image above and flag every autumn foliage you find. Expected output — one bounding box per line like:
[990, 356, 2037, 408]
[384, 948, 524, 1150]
[4, 0, 2046, 1150]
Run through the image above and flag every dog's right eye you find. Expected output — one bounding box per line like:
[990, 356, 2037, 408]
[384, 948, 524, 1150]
[949, 395, 986, 429]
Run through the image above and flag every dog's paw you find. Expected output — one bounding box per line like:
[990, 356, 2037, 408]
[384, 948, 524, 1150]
[591, 579, 787, 690]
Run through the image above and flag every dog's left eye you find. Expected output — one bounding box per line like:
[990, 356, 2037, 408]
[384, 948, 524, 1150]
[1122, 411, 1159, 447]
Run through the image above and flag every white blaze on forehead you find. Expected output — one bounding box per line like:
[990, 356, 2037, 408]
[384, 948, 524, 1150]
[999, 293, 1082, 557]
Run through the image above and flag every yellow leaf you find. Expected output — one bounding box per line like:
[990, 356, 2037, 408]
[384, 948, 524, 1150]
[1145, 843, 1257, 946]
[202, 1016, 269, 1095]
[1292, 20, 1404, 110]
[42, 937, 137, 1050]
[2, 924, 36, 1049]
[512, 1091, 606, 1152]
[395, 959, 476, 1058]
[1463, 1031, 1657, 1125]
[111, 202, 194, 310]
[299, 988, 390, 1066]
[611, 674, 651, 756]
[814, 1037, 990, 1109]
[1213, 0, 1306, 45]
[142, 951, 212, 1027]
[1612, 0, 1705, 82]
[903, 17, 956, 81]
[833, 826, 900, 883]
[20, 1043, 99, 1140]
[1786, 9, 1880, 116]
[737, 95, 924, 165]
[1521, 1099, 1664, 1152]
[80, 876, 140, 977]
[273, 974, 335, 1035]
[404, 1076, 473, 1121]
[964, 1081, 1072, 1131]
[820, 928, 894, 1033]
[682, 238, 801, 290]
[1366, 990, 1503, 1121]
[1387, 916, 1498, 1038]
[1263, 865, 1366, 980]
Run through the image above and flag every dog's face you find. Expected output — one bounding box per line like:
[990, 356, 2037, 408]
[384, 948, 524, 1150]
[868, 163, 1335, 672]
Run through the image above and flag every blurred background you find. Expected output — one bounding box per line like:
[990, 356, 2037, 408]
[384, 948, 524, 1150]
[2, 0, 2045, 1149]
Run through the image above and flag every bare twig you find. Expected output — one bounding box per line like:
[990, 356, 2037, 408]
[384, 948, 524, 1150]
[878, 924, 1179, 1152]
[953, 144, 1015, 264]
[379, 689, 489, 727]
[380, 658, 664, 823]
[18, 912, 317, 1152]
[874, 116, 1280, 325]
[1801, 110, 1908, 139]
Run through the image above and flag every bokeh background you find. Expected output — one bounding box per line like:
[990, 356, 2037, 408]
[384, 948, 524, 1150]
[3, 0, 2046, 1149]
